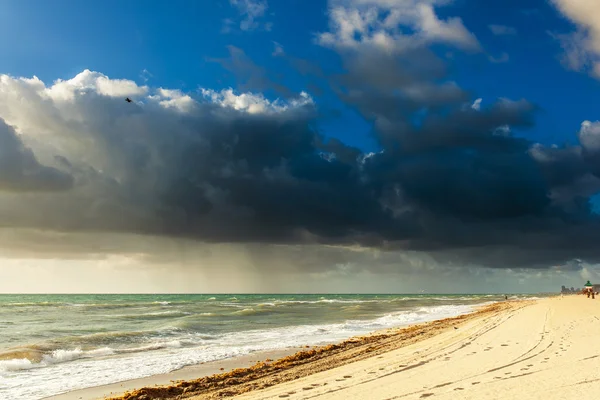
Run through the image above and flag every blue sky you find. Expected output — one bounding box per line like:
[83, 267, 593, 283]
[2, 0, 599, 151]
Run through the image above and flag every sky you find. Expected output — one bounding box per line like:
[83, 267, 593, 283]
[1, 0, 600, 293]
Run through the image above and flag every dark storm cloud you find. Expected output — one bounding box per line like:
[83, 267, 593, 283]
[210, 45, 294, 97]
[152, 106, 416, 244]
[3, 25, 600, 270]
[0, 119, 73, 192]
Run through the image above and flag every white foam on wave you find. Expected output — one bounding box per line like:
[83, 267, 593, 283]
[0, 302, 485, 400]
[271, 299, 371, 305]
[0, 358, 37, 372]
[105, 311, 193, 318]
[42, 348, 84, 364]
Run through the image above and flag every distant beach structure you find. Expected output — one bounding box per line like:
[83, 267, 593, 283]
[561, 285, 581, 294]
[583, 281, 597, 298]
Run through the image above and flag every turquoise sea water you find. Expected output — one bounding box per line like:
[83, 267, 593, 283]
[0, 293, 545, 399]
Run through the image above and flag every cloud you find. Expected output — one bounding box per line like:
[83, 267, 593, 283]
[272, 41, 285, 57]
[317, 0, 481, 54]
[3, 3, 600, 272]
[0, 230, 577, 293]
[44, 70, 148, 100]
[489, 52, 510, 63]
[579, 120, 600, 152]
[227, 0, 271, 32]
[200, 88, 313, 114]
[1, 61, 600, 272]
[488, 24, 517, 36]
[549, 0, 600, 78]
[0, 119, 73, 192]
[471, 98, 482, 111]
[578, 120, 600, 176]
[139, 69, 153, 83]
[209, 45, 293, 97]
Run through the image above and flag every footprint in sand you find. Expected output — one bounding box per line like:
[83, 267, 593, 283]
[399, 365, 407, 367]
[521, 368, 528, 371]
[279, 395, 289, 398]
[472, 382, 480, 385]
[344, 375, 352, 378]
[420, 394, 434, 398]
[454, 387, 464, 391]
[311, 384, 320, 387]
[368, 372, 376, 374]
[527, 364, 533, 367]
[501, 344, 509, 347]
[335, 379, 345, 382]
[302, 387, 314, 391]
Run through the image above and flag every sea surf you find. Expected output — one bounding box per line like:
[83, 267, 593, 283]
[0, 293, 542, 399]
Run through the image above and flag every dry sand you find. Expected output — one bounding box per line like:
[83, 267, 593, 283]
[230, 296, 600, 400]
[52, 296, 600, 400]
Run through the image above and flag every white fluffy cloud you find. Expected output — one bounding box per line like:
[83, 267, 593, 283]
[318, 0, 480, 53]
[550, 0, 600, 78]
[201, 88, 313, 114]
[44, 70, 148, 101]
[148, 88, 196, 113]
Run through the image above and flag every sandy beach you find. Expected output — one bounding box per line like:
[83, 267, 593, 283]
[49, 296, 600, 400]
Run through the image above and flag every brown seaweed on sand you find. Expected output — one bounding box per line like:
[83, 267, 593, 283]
[108, 302, 513, 400]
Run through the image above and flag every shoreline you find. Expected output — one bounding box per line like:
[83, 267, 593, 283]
[41, 300, 504, 400]
[43, 348, 305, 400]
[64, 299, 520, 400]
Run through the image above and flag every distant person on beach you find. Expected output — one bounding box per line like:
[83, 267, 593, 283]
[505, 295, 508, 300]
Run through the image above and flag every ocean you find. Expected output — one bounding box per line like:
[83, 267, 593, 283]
[0, 293, 542, 399]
